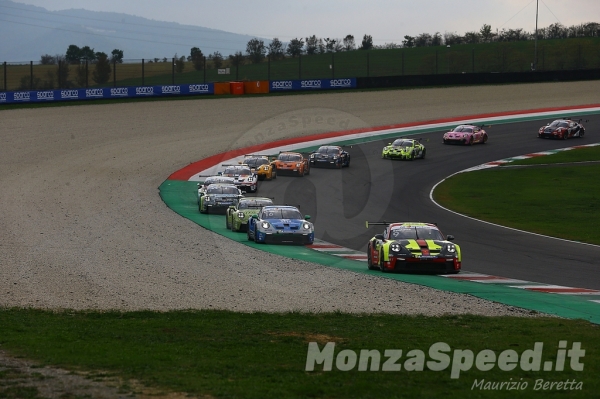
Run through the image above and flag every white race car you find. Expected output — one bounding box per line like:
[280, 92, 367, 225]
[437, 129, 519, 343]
[220, 165, 258, 193]
[197, 176, 236, 205]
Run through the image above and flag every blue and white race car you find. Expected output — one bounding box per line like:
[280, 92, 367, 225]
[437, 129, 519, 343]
[247, 205, 314, 245]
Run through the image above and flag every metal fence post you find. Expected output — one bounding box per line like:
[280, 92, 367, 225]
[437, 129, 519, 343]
[30, 61, 33, 89]
[435, 49, 438, 74]
[268, 55, 270, 81]
[299, 54, 302, 80]
[472, 48, 475, 73]
[113, 58, 117, 87]
[86, 60, 88, 88]
[58, 61, 61, 89]
[142, 58, 145, 86]
[3, 62, 6, 91]
[402, 51, 404, 75]
[367, 53, 370, 77]
[203, 56, 206, 83]
[172, 57, 175, 84]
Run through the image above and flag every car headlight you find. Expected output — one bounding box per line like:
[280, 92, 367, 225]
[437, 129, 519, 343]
[333, 155, 338, 159]
[390, 243, 402, 252]
[302, 222, 311, 230]
[248, 176, 254, 182]
[205, 196, 212, 202]
[296, 163, 301, 167]
[310, 154, 315, 158]
[237, 212, 245, 218]
[445, 244, 456, 253]
[261, 221, 270, 229]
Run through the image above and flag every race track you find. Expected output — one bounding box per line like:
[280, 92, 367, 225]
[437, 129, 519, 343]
[1, 80, 599, 312]
[255, 117, 600, 290]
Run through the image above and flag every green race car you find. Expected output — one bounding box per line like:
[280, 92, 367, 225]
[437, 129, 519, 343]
[226, 197, 274, 232]
[381, 138, 426, 160]
[366, 222, 461, 274]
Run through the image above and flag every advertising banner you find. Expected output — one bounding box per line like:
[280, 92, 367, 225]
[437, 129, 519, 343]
[270, 78, 356, 91]
[0, 83, 214, 104]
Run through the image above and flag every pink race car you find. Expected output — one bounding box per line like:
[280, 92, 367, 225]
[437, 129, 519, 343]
[443, 125, 488, 145]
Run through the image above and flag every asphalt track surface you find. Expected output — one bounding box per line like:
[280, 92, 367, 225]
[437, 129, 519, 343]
[255, 117, 600, 290]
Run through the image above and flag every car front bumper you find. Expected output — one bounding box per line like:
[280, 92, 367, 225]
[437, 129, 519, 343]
[255, 231, 314, 244]
[382, 256, 461, 274]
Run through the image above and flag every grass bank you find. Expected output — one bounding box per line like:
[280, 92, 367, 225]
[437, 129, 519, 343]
[0, 309, 597, 398]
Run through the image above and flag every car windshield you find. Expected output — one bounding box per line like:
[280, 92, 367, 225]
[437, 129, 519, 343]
[206, 185, 239, 195]
[261, 208, 303, 219]
[549, 121, 569, 128]
[317, 147, 339, 154]
[224, 167, 251, 175]
[278, 154, 303, 162]
[389, 227, 444, 240]
[244, 158, 269, 167]
[204, 177, 232, 186]
[392, 139, 413, 147]
[238, 199, 273, 209]
[452, 126, 473, 133]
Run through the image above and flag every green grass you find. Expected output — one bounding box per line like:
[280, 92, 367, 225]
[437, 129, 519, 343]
[0, 309, 598, 398]
[434, 148, 600, 244]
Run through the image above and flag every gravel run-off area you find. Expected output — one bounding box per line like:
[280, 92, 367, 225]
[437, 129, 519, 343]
[1, 81, 600, 316]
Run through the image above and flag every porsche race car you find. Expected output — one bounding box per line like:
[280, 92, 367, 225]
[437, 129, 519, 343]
[198, 183, 243, 214]
[220, 165, 258, 192]
[247, 205, 314, 244]
[538, 118, 586, 140]
[309, 145, 350, 168]
[197, 176, 236, 205]
[273, 152, 310, 176]
[381, 138, 426, 160]
[226, 197, 274, 232]
[443, 125, 488, 145]
[366, 222, 461, 274]
[242, 155, 277, 180]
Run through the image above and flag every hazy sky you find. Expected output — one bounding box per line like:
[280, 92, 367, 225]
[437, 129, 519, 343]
[8, 0, 600, 45]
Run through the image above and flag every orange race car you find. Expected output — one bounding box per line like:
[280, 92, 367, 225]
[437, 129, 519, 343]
[273, 152, 310, 177]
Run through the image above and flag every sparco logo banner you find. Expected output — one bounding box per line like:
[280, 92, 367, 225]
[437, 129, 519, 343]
[14, 92, 31, 101]
[330, 79, 353, 88]
[301, 80, 322, 89]
[271, 81, 294, 90]
[61, 90, 79, 99]
[86, 89, 104, 98]
[162, 85, 181, 94]
[110, 88, 129, 97]
[135, 87, 154, 96]
[189, 84, 209, 93]
[0, 92, 7, 102]
[36, 91, 54, 101]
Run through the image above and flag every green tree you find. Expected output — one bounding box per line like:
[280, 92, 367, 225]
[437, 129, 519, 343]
[40, 54, 56, 65]
[246, 38, 266, 64]
[324, 38, 337, 53]
[305, 35, 319, 55]
[92, 52, 111, 85]
[268, 38, 285, 60]
[111, 49, 124, 63]
[174, 54, 185, 73]
[360, 34, 373, 50]
[80, 46, 96, 62]
[209, 51, 224, 69]
[286, 38, 304, 57]
[479, 24, 495, 42]
[189, 47, 204, 70]
[402, 35, 415, 48]
[65, 44, 81, 64]
[228, 51, 245, 67]
[342, 35, 355, 51]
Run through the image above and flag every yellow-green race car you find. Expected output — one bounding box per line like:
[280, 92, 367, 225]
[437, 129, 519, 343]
[381, 138, 426, 160]
[226, 197, 274, 232]
[366, 222, 461, 274]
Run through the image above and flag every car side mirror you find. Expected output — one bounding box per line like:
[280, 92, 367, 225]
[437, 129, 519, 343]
[228, 205, 235, 210]
[197, 183, 200, 187]
[304, 215, 311, 220]
[375, 234, 384, 240]
[446, 235, 455, 241]
[217, 172, 223, 176]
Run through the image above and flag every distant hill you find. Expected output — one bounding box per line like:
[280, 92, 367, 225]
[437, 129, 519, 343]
[0, 0, 265, 62]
